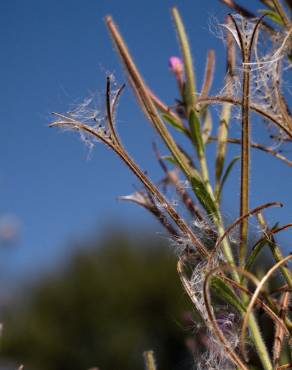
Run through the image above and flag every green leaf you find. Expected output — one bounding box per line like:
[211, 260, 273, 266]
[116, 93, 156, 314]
[245, 222, 278, 272]
[162, 155, 177, 166]
[215, 110, 231, 184]
[211, 276, 246, 314]
[202, 110, 212, 144]
[217, 156, 240, 200]
[172, 7, 196, 111]
[245, 239, 269, 272]
[190, 177, 217, 216]
[162, 155, 202, 182]
[163, 154, 216, 215]
[259, 9, 283, 26]
[162, 113, 189, 135]
[189, 109, 204, 155]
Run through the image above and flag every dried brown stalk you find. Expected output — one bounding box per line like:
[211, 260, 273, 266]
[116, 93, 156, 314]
[272, 0, 292, 28]
[208, 201, 282, 265]
[273, 291, 290, 368]
[200, 49, 215, 98]
[209, 136, 292, 166]
[51, 79, 209, 258]
[196, 95, 292, 139]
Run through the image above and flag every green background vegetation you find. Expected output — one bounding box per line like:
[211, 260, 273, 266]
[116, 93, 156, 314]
[1, 233, 193, 370]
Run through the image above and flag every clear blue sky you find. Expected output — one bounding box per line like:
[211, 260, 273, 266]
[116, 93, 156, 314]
[0, 0, 291, 288]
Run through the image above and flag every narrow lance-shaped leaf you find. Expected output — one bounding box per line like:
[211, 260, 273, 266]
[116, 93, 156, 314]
[162, 155, 178, 166]
[188, 109, 218, 215]
[211, 276, 246, 314]
[172, 7, 196, 113]
[259, 9, 284, 25]
[215, 15, 235, 201]
[162, 113, 189, 135]
[216, 156, 240, 203]
[271, 0, 291, 29]
[189, 109, 205, 156]
[245, 239, 269, 272]
[190, 178, 217, 216]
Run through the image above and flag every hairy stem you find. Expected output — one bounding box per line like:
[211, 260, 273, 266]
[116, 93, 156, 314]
[105, 16, 199, 183]
[272, 0, 291, 28]
[239, 56, 250, 267]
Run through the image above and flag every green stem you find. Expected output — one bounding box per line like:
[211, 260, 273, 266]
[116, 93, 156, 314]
[272, 0, 291, 29]
[171, 7, 196, 113]
[194, 66, 272, 370]
[248, 315, 273, 370]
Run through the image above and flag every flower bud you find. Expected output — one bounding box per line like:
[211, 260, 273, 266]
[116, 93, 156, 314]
[168, 56, 184, 76]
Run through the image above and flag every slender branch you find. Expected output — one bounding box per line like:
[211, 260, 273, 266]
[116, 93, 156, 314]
[209, 136, 292, 166]
[246, 222, 292, 272]
[219, 0, 258, 18]
[147, 90, 188, 133]
[105, 16, 203, 187]
[50, 116, 209, 258]
[229, 15, 264, 266]
[257, 213, 292, 290]
[106, 76, 120, 145]
[204, 264, 277, 370]
[111, 82, 126, 119]
[219, 0, 275, 33]
[203, 265, 254, 370]
[208, 201, 282, 265]
[272, 0, 291, 28]
[223, 275, 292, 330]
[196, 95, 292, 139]
[153, 143, 205, 221]
[119, 191, 179, 237]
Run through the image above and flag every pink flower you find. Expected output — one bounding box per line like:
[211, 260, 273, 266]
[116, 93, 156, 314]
[168, 56, 184, 75]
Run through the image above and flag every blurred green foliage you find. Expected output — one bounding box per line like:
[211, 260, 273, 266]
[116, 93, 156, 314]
[0, 232, 194, 370]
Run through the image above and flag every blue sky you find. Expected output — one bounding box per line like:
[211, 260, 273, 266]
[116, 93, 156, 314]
[0, 0, 291, 287]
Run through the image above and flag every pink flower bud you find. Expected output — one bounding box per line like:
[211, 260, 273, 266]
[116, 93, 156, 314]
[168, 56, 184, 75]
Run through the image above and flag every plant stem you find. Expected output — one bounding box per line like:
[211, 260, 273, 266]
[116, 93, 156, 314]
[272, 0, 291, 28]
[106, 16, 204, 188]
[248, 314, 273, 370]
[239, 58, 250, 267]
[257, 213, 292, 290]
